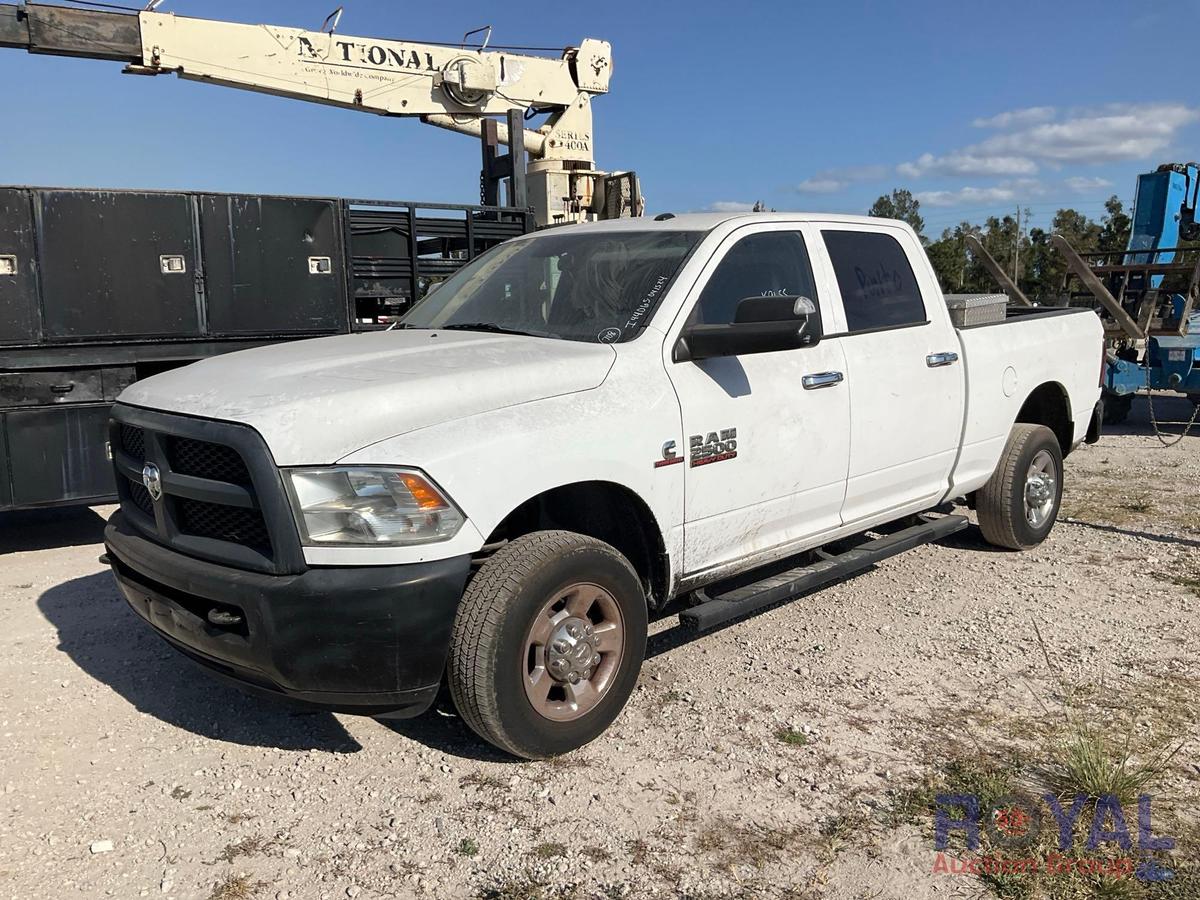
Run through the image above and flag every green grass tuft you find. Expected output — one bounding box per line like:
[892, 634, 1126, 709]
[1045, 723, 1182, 805]
[774, 727, 810, 746]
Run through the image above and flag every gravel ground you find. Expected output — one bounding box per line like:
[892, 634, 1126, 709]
[1, 396, 1197, 900]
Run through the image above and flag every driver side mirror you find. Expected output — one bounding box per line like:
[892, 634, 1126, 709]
[674, 295, 822, 362]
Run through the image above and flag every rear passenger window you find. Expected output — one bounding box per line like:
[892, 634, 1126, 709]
[822, 230, 927, 333]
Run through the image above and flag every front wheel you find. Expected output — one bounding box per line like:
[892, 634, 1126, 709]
[446, 531, 647, 759]
[976, 424, 1064, 550]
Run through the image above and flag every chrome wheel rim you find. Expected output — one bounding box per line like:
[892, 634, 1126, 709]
[522, 582, 625, 722]
[1024, 449, 1057, 529]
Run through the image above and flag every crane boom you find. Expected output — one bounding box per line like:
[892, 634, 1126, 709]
[0, 3, 633, 225]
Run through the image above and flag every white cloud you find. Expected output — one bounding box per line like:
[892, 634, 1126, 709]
[794, 178, 845, 194]
[977, 103, 1198, 163]
[914, 186, 1017, 208]
[972, 106, 1056, 129]
[781, 102, 1194, 212]
[898, 152, 1039, 178]
[791, 165, 888, 195]
[1008, 178, 1048, 195]
[707, 201, 756, 212]
[899, 103, 1198, 180]
[1065, 176, 1114, 192]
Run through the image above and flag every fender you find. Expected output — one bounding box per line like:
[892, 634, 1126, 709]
[332, 352, 686, 577]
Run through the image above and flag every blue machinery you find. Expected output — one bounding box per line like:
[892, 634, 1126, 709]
[1052, 163, 1200, 425]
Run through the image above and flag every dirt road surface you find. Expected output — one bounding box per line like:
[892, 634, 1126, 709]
[2, 397, 1197, 900]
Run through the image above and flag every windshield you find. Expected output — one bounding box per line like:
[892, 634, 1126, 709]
[400, 230, 702, 343]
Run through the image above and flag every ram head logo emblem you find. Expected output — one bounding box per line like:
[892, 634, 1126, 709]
[142, 462, 163, 502]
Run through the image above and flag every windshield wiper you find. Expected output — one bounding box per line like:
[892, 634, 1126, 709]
[440, 322, 546, 338]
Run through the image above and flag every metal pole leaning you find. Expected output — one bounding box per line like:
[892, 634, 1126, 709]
[964, 234, 1034, 308]
[1049, 234, 1145, 340]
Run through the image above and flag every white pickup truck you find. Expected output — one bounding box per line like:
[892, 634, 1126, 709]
[103, 212, 1103, 758]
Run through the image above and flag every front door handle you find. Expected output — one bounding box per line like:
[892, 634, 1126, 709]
[926, 351, 960, 368]
[802, 371, 844, 390]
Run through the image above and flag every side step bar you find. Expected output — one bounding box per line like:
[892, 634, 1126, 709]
[679, 514, 969, 632]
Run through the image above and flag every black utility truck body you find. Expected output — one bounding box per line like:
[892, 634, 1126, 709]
[0, 186, 530, 510]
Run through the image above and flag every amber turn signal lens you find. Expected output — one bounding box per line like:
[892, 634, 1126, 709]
[401, 473, 445, 509]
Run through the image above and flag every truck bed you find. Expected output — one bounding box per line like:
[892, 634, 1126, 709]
[955, 304, 1094, 330]
[950, 305, 1102, 499]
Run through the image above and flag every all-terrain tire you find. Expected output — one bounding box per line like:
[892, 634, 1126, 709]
[446, 530, 647, 759]
[976, 424, 1064, 550]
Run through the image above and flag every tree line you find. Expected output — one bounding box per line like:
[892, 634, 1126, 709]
[868, 188, 1133, 302]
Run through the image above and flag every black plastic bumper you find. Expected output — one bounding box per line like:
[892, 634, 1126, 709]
[104, 511, 472, 718]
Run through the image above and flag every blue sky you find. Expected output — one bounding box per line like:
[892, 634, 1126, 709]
[2, 0, 1197, 235]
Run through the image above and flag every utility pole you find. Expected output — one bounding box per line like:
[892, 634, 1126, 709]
[1013, 206, 1021, 282]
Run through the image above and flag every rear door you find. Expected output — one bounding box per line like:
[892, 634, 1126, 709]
[815, 224, 965, 524]
[665, 224, 851, 578]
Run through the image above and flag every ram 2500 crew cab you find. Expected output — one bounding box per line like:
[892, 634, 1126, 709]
[103, 213, 1103, 758]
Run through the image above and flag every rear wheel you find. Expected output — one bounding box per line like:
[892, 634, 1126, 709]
[977, 424, 1063, 550]
[446, 531, 647, 759]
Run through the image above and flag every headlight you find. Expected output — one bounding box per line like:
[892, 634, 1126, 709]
[284, 467, 464, 546]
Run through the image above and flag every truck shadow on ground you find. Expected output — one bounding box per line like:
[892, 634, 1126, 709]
[643, 524, 1000, 658]
[934, 523, 1013, 553]
[37, 572, 362, 753]
[378, 696, 517, 763]
[0, 506, 110, 553]
[1062, 519, 1200, 549]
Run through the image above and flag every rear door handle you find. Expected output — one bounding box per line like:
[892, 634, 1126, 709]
[926, 351, 960, 367]
[802, 371, 844, 390]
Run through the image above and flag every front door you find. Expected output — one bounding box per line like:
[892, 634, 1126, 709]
[666, 226, 851, 579]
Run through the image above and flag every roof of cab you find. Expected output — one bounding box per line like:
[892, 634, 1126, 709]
[540, 211, 905, 233]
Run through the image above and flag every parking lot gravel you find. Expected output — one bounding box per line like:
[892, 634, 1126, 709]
[2, 396, 1197, 900]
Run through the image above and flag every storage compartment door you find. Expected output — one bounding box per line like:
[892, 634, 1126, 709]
[0, 421, 11, 509]
[36, 190, 201, 340]
[6, 405, 116, 506]
[0, 188, 40, 344]
[200, 195, 345, 335]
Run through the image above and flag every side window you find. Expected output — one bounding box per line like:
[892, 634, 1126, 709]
[692, 231, 819, 325]
[822, 230, 927, 333]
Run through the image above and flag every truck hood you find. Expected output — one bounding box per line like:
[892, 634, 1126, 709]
[119, 330, 617, 465]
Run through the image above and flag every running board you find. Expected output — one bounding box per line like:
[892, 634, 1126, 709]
[679, 515, 969, 632]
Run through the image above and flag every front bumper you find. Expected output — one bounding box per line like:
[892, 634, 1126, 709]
[104, 511, 472, 718]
